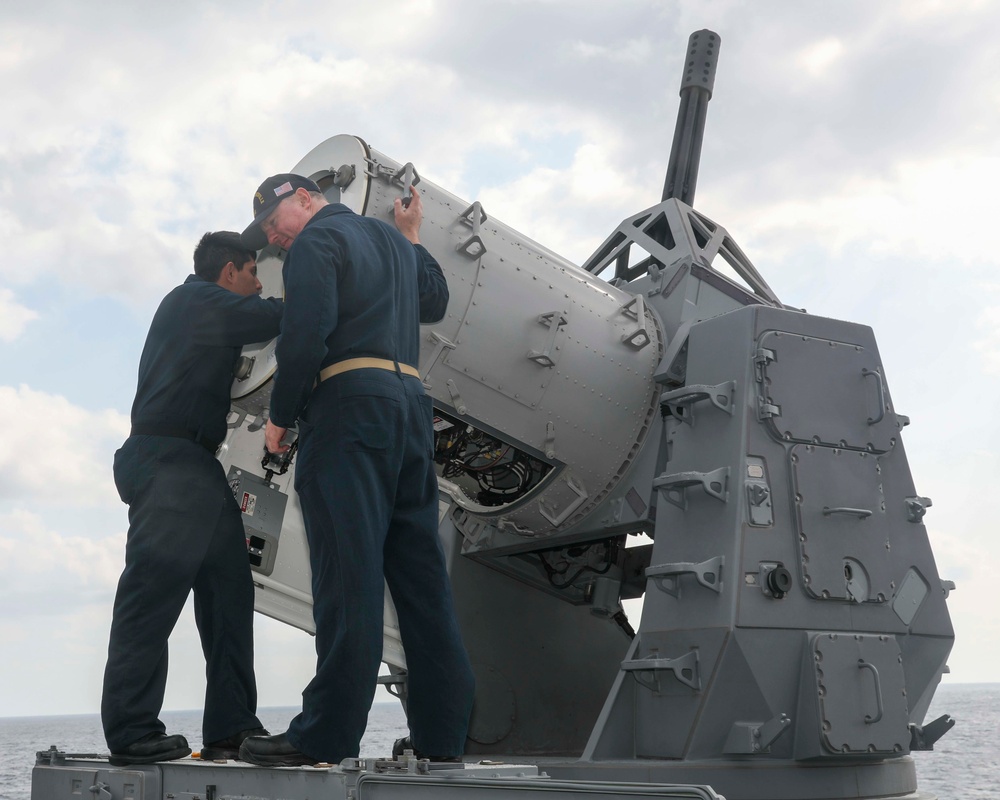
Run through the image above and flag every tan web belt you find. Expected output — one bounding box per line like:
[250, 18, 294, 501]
[317, 357, 420, 383]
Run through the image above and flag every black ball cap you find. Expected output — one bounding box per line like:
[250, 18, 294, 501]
[242, 173, 321, 250]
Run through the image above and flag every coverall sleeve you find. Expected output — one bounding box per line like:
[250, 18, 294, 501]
[190, 292, 283, 347]
[414, 244, 449, 324]
[269, 232, 343, 428]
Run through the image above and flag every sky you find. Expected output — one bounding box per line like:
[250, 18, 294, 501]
[2, 0, 999, 722]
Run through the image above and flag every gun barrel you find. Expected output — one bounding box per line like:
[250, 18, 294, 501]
[661, 29, 721, 206]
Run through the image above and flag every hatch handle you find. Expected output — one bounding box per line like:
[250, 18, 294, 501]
[457, 201, 488, 259]
[823, 506, 872, 519]
[858, 659, 884, 724]
[862, 368, 886, 425]
[527, 311, 568, 368]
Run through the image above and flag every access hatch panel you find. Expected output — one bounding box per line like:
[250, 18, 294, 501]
[758, 330, 895, 453]
[791, 445, 892, 603]
[808, 632, 909, 756]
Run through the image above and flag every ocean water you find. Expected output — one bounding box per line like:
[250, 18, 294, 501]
[914, 682, 999, 800]
[1, 684, 994, 799]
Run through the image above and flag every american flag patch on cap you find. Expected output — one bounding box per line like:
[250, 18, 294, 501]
[273, 181, 293, 197]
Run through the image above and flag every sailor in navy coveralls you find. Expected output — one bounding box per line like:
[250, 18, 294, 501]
[102, 232, 282, 765]
[237, 174, 474, 766]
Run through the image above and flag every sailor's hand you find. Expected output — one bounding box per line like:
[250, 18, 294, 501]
[265, 420, 290, 454]
[394, 185, 423, 244]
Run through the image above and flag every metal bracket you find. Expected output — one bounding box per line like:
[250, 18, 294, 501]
[654, 320, 692, 386]
[538, 474, 588, 526]
[457, 201, 488, 259]
[653, 467, 729, 509]
[909, 714, 955, 751]
[365, 157, 403, 183]
[376, 672, 407, 701]
[89, 783, 113, 800]
[906, 495, 932, 523]
[757, 396, 780, 420]
[453, 508, 496, 548]
[36, 746, 102, 767]
[724, 714, 792, 754]
[527, 311, 568, 368]
[647, 556, 724, 596]
[446, 379, 468, 415]
[544, 421, 557, 459]
[618, 294, 650, 349]
[421, 331, 457, 388]
[753, 346, 775, 378]
[621, 649, 700, 691]
[747, 483, 773, 527]
[366, 158, 421, 197]
[660, 380, 736, 423]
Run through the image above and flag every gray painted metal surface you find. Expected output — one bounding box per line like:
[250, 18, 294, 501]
[32, 29, 955, 800]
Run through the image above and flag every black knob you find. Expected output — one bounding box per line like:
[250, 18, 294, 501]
[766, 566, 793, 598]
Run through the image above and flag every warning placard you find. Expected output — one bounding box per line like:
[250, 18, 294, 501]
[241, 492, 257, 516]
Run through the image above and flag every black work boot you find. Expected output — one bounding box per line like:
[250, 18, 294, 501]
[200, 727, 270, 760]
[239, 731, 318, 767]
[109, 732, 191, 766]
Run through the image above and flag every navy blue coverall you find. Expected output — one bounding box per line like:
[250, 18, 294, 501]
[102, 274, 282, 752]
[270, 203, 475, 762]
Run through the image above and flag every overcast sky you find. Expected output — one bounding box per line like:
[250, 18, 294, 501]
[2, 0, 998, 725]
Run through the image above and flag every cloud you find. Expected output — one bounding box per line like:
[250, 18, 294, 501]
[706, 153, 1000, 278]
[899, 0, 995, 20]
[795, 37, 845, 78]
[973, 293, 1000, 375]
[0, 288, 38, 341]
[572, 37, 653, 64]
[0, 509, 122, 615]
[0, 385, 129, 508]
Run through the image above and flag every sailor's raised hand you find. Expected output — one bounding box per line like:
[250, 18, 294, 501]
[394, 185, 424, 244]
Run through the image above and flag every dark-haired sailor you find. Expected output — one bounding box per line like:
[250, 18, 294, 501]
[102, 231, 282, 765]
